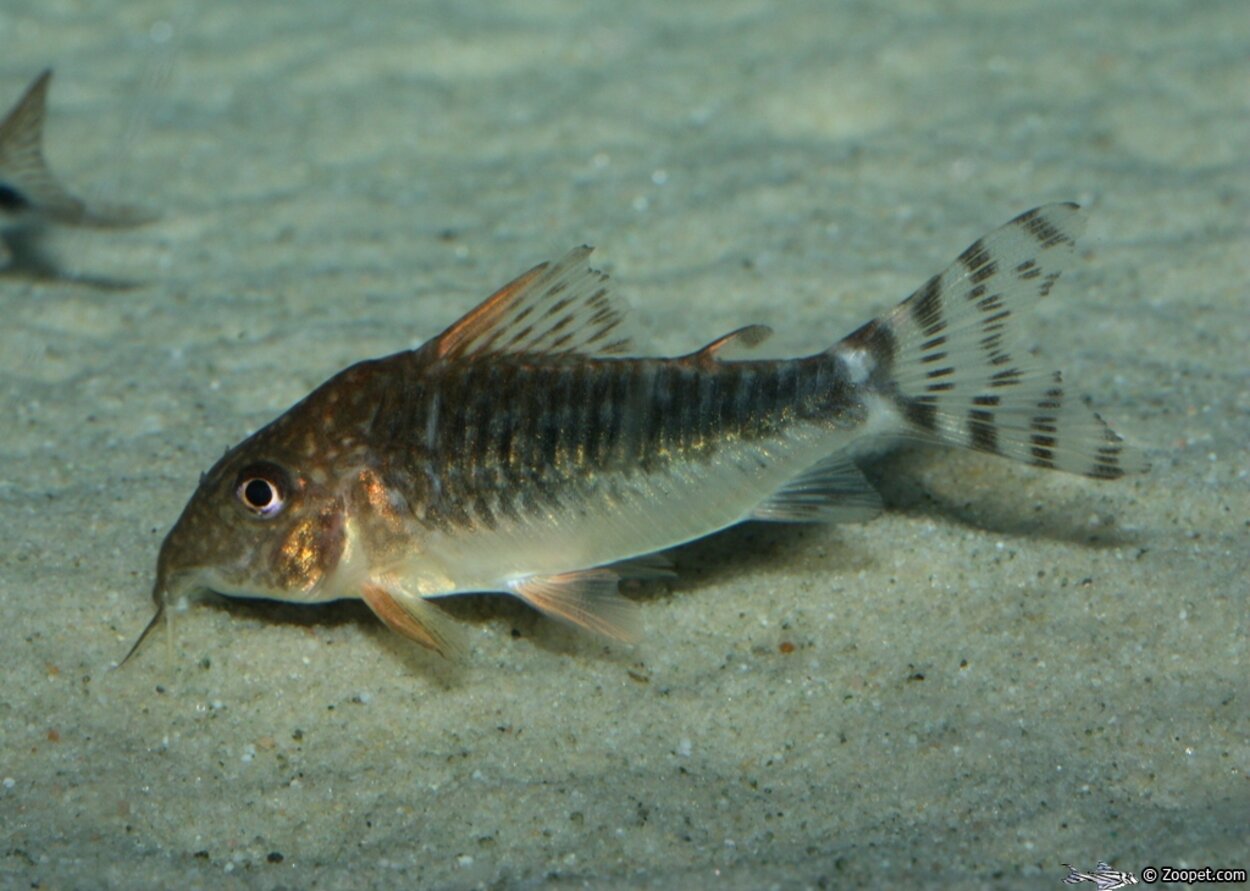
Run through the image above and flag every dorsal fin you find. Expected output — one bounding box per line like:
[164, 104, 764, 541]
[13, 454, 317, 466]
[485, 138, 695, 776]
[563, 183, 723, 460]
[692, 324, 774, 363]
[431, 246, 637, 361]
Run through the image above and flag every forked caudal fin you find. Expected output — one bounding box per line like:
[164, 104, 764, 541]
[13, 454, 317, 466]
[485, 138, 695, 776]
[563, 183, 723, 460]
[837, 203, 1147, 480]
[0, 68, 157, 229]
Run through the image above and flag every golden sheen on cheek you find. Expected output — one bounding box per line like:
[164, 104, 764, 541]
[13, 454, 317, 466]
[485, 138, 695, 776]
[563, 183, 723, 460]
[273, 509, 344, 592]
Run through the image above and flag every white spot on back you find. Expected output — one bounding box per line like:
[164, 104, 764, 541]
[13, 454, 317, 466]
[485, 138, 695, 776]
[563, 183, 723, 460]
[840, 348, 876, 386]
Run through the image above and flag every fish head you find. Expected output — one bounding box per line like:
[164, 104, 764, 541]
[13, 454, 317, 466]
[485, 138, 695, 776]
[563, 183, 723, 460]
[152, 435, 352, 615]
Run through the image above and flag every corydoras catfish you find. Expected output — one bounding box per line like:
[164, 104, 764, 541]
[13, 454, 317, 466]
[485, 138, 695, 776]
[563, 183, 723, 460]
[123, 203, 1145, 662]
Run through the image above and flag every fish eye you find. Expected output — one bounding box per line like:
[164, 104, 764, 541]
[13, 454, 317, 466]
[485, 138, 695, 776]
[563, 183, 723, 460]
[234, 463, 290, 518]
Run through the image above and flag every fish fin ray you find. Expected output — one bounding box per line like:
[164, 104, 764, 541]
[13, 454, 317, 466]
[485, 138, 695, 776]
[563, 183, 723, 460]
[608, 553, 678, 582]
[429, 246, 639, 361]
[750, 451, 883, 523]
[509, 569, 640, 643]
[0, 69, 86, 222]
[0, 69, 155, 228]
[0, 70, 52, 175]
[360, 579, 464, 658]
[838, 203, 1147, 480]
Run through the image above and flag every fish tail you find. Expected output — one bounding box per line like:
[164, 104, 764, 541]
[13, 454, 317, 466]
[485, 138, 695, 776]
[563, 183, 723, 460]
[0, 69, 155, 228]
[836, 203, 1146, 480]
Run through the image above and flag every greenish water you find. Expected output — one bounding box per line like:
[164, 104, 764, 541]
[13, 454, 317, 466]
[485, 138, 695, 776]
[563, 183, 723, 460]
[1, 1, 1246, 887]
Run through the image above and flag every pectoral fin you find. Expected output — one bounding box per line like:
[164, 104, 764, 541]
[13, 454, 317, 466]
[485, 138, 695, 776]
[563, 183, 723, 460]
[360, 579, 463, 658]
[508, 569, 640, 643]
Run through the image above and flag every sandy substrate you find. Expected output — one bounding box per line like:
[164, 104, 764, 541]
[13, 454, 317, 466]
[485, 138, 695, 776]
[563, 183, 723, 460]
[1, 1, 1246, 888]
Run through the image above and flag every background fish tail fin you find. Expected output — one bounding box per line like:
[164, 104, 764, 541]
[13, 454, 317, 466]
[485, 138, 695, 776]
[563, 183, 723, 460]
[837, 204, 1146, 480]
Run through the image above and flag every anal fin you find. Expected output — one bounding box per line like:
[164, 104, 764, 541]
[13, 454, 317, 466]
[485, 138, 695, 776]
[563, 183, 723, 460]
[750, 452, 883, 524]
[608, 553, 677, 582]
[508, 569, 640, 643]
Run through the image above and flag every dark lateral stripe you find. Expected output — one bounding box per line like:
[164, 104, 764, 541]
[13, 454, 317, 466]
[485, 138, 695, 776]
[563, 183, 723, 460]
[731, 365, 758, 429]
[774, 361, 799, 410]
[472, 493, 497, 529]
[603, 362, 633, 463]
[675, 364, 701, 451]
[582, 365, 610, 464]
[564, 364, 591, 463]
[522, 364, 552, 472]
[485, 366, 516, 470]
[758, 364, 781, 423]
[418, 347, 905, 527]
[644, 364, 672, 454]
[456, 363, 482, 464]
[694, 370, 717, 445]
